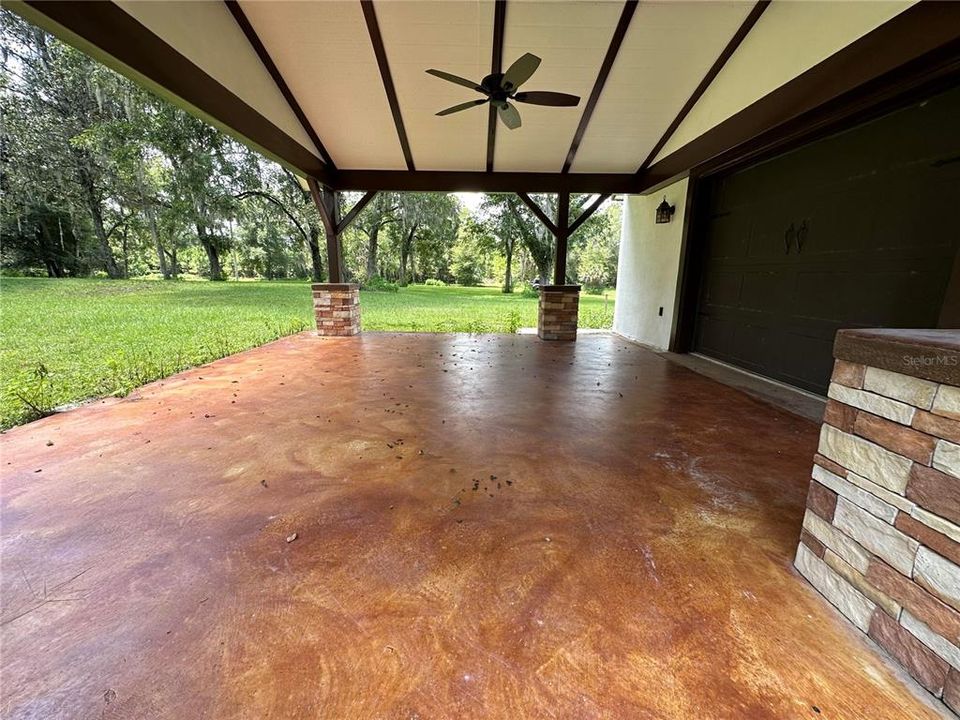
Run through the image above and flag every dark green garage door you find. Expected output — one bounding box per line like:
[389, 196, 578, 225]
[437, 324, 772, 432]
[692, 84, 960, 396]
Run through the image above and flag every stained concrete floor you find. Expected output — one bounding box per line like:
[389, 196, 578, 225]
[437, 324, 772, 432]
[0, 333, 946, 719]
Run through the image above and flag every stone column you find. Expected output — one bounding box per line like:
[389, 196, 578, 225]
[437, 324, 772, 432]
[312, 283, 360, 336]
[795, 329, 960, 715]
[537, 285, 580, 341]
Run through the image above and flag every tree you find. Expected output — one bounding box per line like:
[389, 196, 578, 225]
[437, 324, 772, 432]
[476, 196, 520, 292]
[449, 216, 491, 286]
[149, 104, 256, 280]
[1, 13, 128, 276]
[353, 192, 399, 280]
[569, 200, 620, 289]
[391, 193, 460, 284]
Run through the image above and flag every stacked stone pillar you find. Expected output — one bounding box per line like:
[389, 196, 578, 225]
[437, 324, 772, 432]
[795, 329, 960, 714]
[312, 283, 360, 336]
[538, 285, 580, 341]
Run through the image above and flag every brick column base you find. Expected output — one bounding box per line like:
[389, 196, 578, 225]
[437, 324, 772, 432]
[538, 285, 580, 341]
[312, 283, 360, 336]
[795, 329, 960, 715]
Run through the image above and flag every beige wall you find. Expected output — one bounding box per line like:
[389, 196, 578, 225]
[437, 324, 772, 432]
[653, 0, 914, 164]
[612, 178, 689, 350]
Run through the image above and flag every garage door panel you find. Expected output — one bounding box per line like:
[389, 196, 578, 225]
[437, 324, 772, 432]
[704, 213, 749, 259]
[739, 270, 795, 312]
[700, 269, 743, 308]
[692, 84, 960, 395]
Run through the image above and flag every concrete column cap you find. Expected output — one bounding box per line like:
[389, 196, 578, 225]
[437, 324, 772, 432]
[311, 283, 359, 291]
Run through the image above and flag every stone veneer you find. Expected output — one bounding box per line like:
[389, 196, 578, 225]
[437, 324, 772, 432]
[796, 329, 960, 713]
[312, 283, 360, 336]
[538, 285, 580, 341]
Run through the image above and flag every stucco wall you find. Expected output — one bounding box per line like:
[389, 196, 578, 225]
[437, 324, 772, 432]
[613, 177, 689, 350]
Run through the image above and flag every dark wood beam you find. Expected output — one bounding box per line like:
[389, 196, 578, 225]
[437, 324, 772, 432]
[554, 191, 570, 285]
[567, 193, 611, 237]
[307, 178, 343, 283]
[14, 1, 333, 184]
[637, 1, 960, 192]
[637, 0, 768, 172]
[224, 0, 336, 169]
[334, 170, 637, 194]
[361, 0, 415, 171]
[487, 0, 507, 172]
[562, 0, 637, 173]
[335, 191, 378, 235]
[517, 193, 559, 236]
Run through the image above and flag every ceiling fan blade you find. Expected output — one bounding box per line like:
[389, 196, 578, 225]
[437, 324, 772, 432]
[436, 98, 488, 116]
[498, 102, 522, 130]
[425, 69, 485, 93]
[501, 53, 541, 92]
[513, 91, 580, 107]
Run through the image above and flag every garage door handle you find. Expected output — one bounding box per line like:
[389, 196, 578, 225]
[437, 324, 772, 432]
[784, 223, 796, 254]
[797, 220, 808, 253]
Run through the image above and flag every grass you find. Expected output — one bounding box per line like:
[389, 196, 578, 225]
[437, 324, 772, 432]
[0, 278, 615, 428]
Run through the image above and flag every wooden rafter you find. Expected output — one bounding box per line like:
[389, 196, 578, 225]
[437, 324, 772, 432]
[361, 0, 415, 171]
[637, 1, 960, 190]
[224, 0, 336, 168]
[568, 194, 611, 236]
[516, 193, 559, 237]
[562, 0, 638, 173]
[637, 0, 769, 172]
[335, 191, 378, 235]
[336, 170, 636, 194]
[15, 0, 333, 183]
[486, 0, 507, 172]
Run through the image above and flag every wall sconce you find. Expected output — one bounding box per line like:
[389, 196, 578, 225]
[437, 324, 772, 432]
[655, 197, 675, 224]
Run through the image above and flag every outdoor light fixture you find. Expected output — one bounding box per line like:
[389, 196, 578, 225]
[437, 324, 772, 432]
[655, 197, 675, 224]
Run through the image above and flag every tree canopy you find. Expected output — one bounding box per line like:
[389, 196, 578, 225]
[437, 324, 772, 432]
[1, 11, 619, 290]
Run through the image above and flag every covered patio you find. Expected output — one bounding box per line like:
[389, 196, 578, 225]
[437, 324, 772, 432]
[4, 1, 960, 717]
[1, 333, 945, 718]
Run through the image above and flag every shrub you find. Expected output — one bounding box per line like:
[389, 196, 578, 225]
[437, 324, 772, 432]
[424, 278, 446, 286]
[520, 286, 539, 299]
[362, 276, 399, 293]
[505, 310, 522, 334]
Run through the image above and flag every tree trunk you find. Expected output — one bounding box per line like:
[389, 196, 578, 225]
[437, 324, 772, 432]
[503, 238, 514, 293]
[146, 205, 170, 279]
[90, 204, 121, 278]
[196, 222, 224, 280]
[366, 225, 381, 280]
[167, 247, 179, 279]
[399, 223, 416, 285]
[75, 159, 121, 278]
[308, 224, 323, 283]
[120, 228, 130, 279]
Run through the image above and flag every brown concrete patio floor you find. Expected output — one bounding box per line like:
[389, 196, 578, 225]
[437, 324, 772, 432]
[0, 333, 946, 719]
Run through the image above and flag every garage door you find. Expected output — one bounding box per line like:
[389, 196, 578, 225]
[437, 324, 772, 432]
[692, 84, 960, 396]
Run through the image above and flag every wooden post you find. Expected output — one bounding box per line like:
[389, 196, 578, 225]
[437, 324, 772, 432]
[554, 191, 570, 285]
[307, 177, 343, 283]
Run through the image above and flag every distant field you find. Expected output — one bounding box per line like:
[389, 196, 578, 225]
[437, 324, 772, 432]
[0, 278, 615, 428]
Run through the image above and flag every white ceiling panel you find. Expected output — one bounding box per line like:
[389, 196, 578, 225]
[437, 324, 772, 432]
[494, 1, 624, 173]
[240, 0, 406, 170]
[377, 0, 494, 171]
[571, 1, 754, 173]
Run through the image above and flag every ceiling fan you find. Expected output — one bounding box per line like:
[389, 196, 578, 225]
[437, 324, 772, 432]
[426, 53, 580, 130]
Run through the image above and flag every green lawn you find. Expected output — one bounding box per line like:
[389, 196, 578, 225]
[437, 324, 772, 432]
[0, 278, 615, 428]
